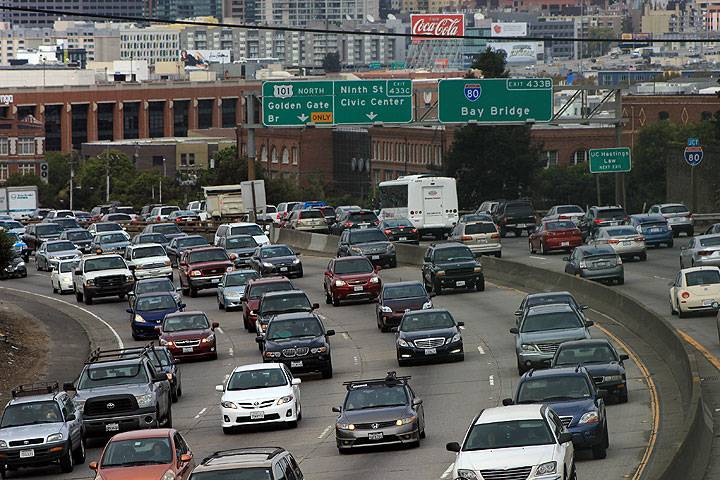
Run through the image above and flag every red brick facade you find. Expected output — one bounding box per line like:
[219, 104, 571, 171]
[0, 114, 46, 182]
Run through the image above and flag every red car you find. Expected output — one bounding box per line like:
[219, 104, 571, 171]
[241, 277, 296, 332]
[178, 246, 233, 297]
[529, 220, 583, 254]
[323, 256, 381, 306]
[159, 311, 219, 361]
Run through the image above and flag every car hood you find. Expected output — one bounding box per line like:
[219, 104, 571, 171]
[177, 244, 209, 252]
[136, 308, 177, 322]
[8, 228, 25, 235]
[133, 256, 169, 266]
[228, 247, 256, 256]
[161, 329, 212, 340]
[401, 327, 456, 341]
[335, 272, 374, 282]
[76, 383, 150, 399]
[163, 232, 186, 240]
[72, 239, 92, 245]
[353, 242, 391, 253]
[222, 286, 247, 296]
[47, 249, 81, 258]
[252, 234, 270, 246]
[0, 422, 64, 442]
[265, 336, 326, 349]
[223, 385, 291, 402]
[455, 444, 557, 471]
[98, 464, 173, 480]
[100, 241, 130, 249]
[342, 405, 411, 424]
[188, 260, 232, 269]
[519, 328, 589, 344]
[383, 296, 428, 312]
[573, 363, 624, 377]
[536, 398, 597, 418]
[259, 308, 312, 323]
[84, 268, 130, 280]
[262, 256, 298, 265]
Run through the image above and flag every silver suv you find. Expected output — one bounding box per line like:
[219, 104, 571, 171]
[0, 382, 85, 477]
[190, 447, 304, 479]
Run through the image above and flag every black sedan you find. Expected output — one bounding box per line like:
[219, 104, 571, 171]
[551, 338, 629, 403]
[376, 281, 432, 332]
[218, 234, 258, 267]
[249, 244, 303, 278]
[337, 228, 396, 268]
[393, 309, 464, 366]
[167, 234, 210, 267]
[380, 218, 420, 244]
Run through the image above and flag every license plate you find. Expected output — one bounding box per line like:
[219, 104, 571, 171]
[368, 432, 384, 441]
[371, 255, 380, 260]
[622, 241, 631, 246]
[561, 241, 570, 247]
[19, 449, 34, 458]
[456, 280, 466, 287]
[399, 237, 407, 241]
[354, 286, 364, 292]
[478, 238, 487, 244]
[650, 228, 661, 233]
[596, 262, 610, 267]
[703, 299, 716, 306]
[211, 278, 220, 283]
[290, 361, 303, 368]
[517, 224, 527, 228]
[424, 348, 437, 355]
[280, 267, 288, 272]
[105, 423, 119, 432]
[250, 411, 265, 420]
[182, 347, 194, 353]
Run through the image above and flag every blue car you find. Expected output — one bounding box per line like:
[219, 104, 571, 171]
[630, 214, 673, 248]
[5, 232, 29, 261]
[128, 292, 185, 340]
[505, 366, 609, 459]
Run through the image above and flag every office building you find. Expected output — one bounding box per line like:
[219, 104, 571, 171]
[0, 1, 147, 27]
[146, 0, 224, 20]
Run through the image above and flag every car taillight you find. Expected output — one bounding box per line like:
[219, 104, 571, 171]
[384, 229, 393, 235]
[491, 233, 500, 239]
[681, 291, 690, 299]
[635, 236, 645, 242]
[344, 221, 352, 228]
[698, 250, 712, 256]
[608, 239, 619, 244]
[559, 215, 569, 219]
[410, 228, 417, 233]
[157, 216, 161, 221]
[594, 219, 602, 224]
[373, 220, 379, 225]
[461, 235, 473, 241]
[175, 218, 182, 223]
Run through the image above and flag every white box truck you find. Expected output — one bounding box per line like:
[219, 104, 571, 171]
[2, 186, 38, 220]
[202, 184, 245, 219]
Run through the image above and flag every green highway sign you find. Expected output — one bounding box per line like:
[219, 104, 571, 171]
[262, 80, 413, 127]
[437, 78, 553, 124]
[588, 147, 632, 173]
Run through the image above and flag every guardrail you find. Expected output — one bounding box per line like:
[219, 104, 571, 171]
[273, 227, 713, 480]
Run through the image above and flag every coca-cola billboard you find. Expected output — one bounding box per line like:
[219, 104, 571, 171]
[410, 14, 465, 43]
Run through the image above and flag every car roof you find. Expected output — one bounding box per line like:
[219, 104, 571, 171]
[658, 203, 688, 208]
[630, 214, 666, 222]
[383, 280, 424, 289]
[136, 292, 175, 299]
[130, 243, 164, 249]
[152, 223, 178, 227]
[83, 254, 122, 260]
[137, 277, 172, 284]
[576, 245, 616, 254]
[681, 266, 720, 273]
[260, 243, 290, 248]
[233, 362, 285, 373]
[432, 241, 468, 249]
[184, 246, 223, 253]
[197, 447, 286, 469]
[226, 234, 254, 239]
[109, 429, 173, 441]
[226, 269, 257, 275]
[165, 310, 206, 318]
[557, 339, 613, 349]
[270, 312, 318, 322]
[527, 303, 575, 315]
[695, 233, 720, 241]
[334, 256, 371, 263]
[63, 228, 88, 233]
[249, 277, 292, 285]
[224, 222, 261, 227]
[522, 366, 589, 379]
[476, 405, 544, 424]
[177, 234, 206, 240]
[526, 291, 573, 300]
[261, 290, 306, 299]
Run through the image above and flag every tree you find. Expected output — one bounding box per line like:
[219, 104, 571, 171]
[322, 52, 341, 73]
[0, 231, 16, 273]
[469, 47, 509, 79]
[586, 28, 614, 58]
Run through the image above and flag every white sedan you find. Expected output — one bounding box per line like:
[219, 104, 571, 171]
[216, 362, 302, 434]
[51, 259, 79, 294]
[669, 266, 720, 318]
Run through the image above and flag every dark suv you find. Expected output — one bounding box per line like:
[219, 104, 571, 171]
[421, 243, 484, 294]
[493, 200, 536, 237]
[190, 447, 304, 479]
[578, 206, 628, 241]
[255, 290, 319, 336]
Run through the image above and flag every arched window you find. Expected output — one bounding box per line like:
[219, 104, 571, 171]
[659, 111, 670, 121]
[291, 147, 298, 165]
[282, 147, 289, 164]
[271, 146, 278, 163]
[260, 145, 268, 162]
[572, 149, 588, 165]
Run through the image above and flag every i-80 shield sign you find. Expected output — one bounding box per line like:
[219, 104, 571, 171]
[464, 84, 481, 102]
[684, 146, 703, 167]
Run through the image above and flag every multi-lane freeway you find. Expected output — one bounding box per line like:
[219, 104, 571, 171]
[2, 254, 652, 480]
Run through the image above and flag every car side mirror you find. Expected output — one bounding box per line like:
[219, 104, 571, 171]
[89, 461, 98, 471]
[126, 308, 133, 314]
[619, 354, 629, 362]
[217, 283, 224, 288]
[446, 442, 461, 453]
[255, 336, 264, 344]
[558, 432, 573, 444]
[180, 453, 193, 463]
[390, 327, 399, 333]
[215, 385, 224, 392]
[514, 309, 522, 316]
[326, 329, 336, 336]
[312, 303, 320, 310]
[429, 292, 436, 298]
[154, 373, 167, 382]
[128, 264, 136, 270]
[240, 296, 247, 302]
[457, 321, 465, 327]
[374, 265, 381, 272]
[562, 256, 570, 262]
[65, 413, 76, 421]
[212, 322, 219, 329]
[154, 326, 161, 333]
[179, 303, 187, 309]
[412, 398, 423, 406]
[128, 292, 135, 297]
[581, 305, 589, 311]
[502, 398, 514, 406]
[585, 320, 594, 327]
[74, 268, 82, 275]
[332, 406, 342, 413]
[509, 327, 519, 334]
[292, 378, 302, 386]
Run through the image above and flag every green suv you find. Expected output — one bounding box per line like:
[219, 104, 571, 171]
[421, 243, 484, 295]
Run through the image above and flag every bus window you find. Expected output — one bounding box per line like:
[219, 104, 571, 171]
[379, 185, 408, 209]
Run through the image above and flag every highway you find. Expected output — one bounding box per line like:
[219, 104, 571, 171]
[3, 254, 652, 480]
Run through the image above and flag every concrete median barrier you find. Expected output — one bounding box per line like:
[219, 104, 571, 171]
[275, 228, 712, 480]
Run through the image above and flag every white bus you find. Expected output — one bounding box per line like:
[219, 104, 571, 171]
[378, 175, 459, 238]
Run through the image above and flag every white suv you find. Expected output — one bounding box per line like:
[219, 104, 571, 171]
[124, 243, 173, 280]
[215, 363, 302, 434]
[214, 222, 270, 247]
[447, 404, 575, 480]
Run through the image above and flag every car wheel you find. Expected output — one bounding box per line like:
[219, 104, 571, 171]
[189, 288, 197, 298]
[639, 252, 647, 261]
[296, 268, 304, 278]
[59, 441, 74, 473]
[529, 241, 535, 254]
[499, 228, 506, 238]
[171, 385, 179, 403]
[75, 290, 83, 302]
[222, 426, 234, 435]
[322, 363, 333, 379]
[433, 280, 442, 296]
[0, 463, 6, 479]
[332, 293, 340, 307]
[118, 293, 126, 300]
[390, 258, 397, 268]
[398, 358, 409, 367]
[616, 277, 624, 286]
[164, 406, 173, 428]
[218, 299, 225, 310]
[539, 241, 546, 255]
[377, 313, 383, 330]
[325, 289, 332, 305]
[678, 307, 689, 318]
[182, 286, 189, 296]
[476, 277, 485, 292]
[84, 291, 93, 305]
[72, 437, 86, 465]
[618, 390, 629, 404]
[568, 463, 577, 480]
[338, 447, 349, 455]
[592, 430, 608, 459]
[668, 240, 674, 248]
[495, 251, 502, 258]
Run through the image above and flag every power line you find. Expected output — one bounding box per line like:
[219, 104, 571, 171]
[1, 5, 719, 43]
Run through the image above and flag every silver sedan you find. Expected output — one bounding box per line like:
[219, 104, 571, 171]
[35, 240, 82, 272]
[588, 226, 646, 261]
[680, 234, 720, 268]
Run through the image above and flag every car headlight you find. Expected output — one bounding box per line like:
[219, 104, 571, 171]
[134, 314, 146, 324]
[135, 393, 154, 408]
[369, 275, 380, 283]
[381, 305, 393, 313]
[422, 301, 433, 309]
[292, 258, 301, 264]
[189, 270, 202, 277]
[262, 262, 274, 268]
[0, 439, 7, 448]
[85, 278, 95, 286]
[164, 260, 171, 266]
[94, 473, 105, 480]
[457, 470, 478, 480]
[202, 333, 215, 343]
[536, 461, 557, 475]
[310, 346, 328, 354]
[74, 398, 86, 412]
[264, 351, 281, 358]
[604, 374, 624, 382]
[350, 247, 363, 254]
[161, 470, 176, 480]
[521, 344, 538, 352]
[474, 266, 483, 273]
[221, 401, 238, 409]
[335, 279, 347, 287]
[337, 423, 355, 430]
[159, 338, 172, 346]
[395, 416, 416, 426]
[226, 266, 234, 272]
[447, 333, 462, 344]
[386, 244, 395, 252]
[435, 270, 445, 276]
[125, 274, 134, 282]
[579, 410, 599, 424]
[16, 261, 24, 267]
[277, 395, 294, 405]
[397, 338, 410, 347]
[579, 261, 588, 268]
[46, 433, 63, 443]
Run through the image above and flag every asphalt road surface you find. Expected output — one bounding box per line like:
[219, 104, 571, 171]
[3, 254, 652, 480]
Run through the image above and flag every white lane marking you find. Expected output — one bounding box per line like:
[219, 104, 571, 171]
[489, 375, 495, 386]
[318, 425, 332, 439]
[341, 332, 350, 340]
[529, 256, 548, 261]
[194, 408, 207, 419]
[228, 348, 234, 357]
[32, 273, 47, 278]
[440, 463, 454, 479]
[653, 275, 670, 281]
[0, 286, 124, 349]
[216, 327, 224, 334]
[477, 345, 485, 354]
[353, 356, 360, 366]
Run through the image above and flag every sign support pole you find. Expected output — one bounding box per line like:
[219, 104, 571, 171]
[245, 94, 257, 222]
[691, 166, 696, 213]
[596, 175, 601, 206]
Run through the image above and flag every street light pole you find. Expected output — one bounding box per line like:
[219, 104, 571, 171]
[69, 155, 75, 210]
[159, 157, 166, 204]
[105, 145, 110, 203]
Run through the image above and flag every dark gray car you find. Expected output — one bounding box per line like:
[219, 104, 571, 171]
[337, 228, 396, 269]
[564, 245, 624, 285]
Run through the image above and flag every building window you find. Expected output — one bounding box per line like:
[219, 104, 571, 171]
[0, 138, 8, 156]
[282, 147, 289, 164]
[260, 145, 268, 162]
[180, 153, 196, 167]
[18, 163, 35, 175]
[271, 147, 278, 163]
[221, 99, 237, 128]
[659, 111, 670, 121]
[71, 104, 89, 150]
[18, 137, 35, 155]
[572, 149, 588, 164]
[174, 100, 189, 137]
[291, 147, 298, 165]
[0, 164, 7, 181]
[148, 102, 165, 138]
[543, 151, 559, 168]
[198, 99, 213, 129]
[123, 102, 140, 140]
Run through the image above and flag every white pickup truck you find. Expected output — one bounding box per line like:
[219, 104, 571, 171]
[73, 254, 135, 305]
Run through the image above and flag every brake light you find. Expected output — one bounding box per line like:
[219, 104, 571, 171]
[594, 219, 602, 224]
[698, 250, 712, 256]
[384, 229, 393, 235]
[157, 216, 161, 221]
[635, 236, 645, 242]
[175, 218, 182, 223]
[681, 291, 690, 299]
[461, 235, 473, 241]
[608, 239, 619, 244]
[559, 215, 569, 219]
[344, 221, 352, 228]
[491, 233, 500, 239]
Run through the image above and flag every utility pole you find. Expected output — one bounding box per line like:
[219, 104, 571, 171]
[69, 154, 75, 210]
[159, 157, 166, 204]
[246, 95, 256, 181]
[105, 145, 111, 203]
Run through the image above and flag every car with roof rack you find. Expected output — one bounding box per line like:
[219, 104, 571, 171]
[0, 382, 86, 477]
[332, 371, 425, 453]
[66, 344, 173, 439]
[189, 447, 303, 479]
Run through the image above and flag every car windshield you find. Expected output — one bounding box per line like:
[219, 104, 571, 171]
[383, 219, 413, 228]
[227, 368, 287, 391]
[526, 295, 575, 308]
[260, 294, 311, 315]
[230, 225, 264, 236]
[349, 229, 387, 244]
[78, 363, 149, 389]
[661, 205, 689, 214]
[464, 420, 554, 451]
[465, 223, 496, 234]
[344, 384, 408, 410]
[154, 225, 182, 235]
[137, 279, 174, 294]
[66, 231, 92, 241]
[36, 224, 62, 236]
[546, 221, 576, 230]
[334, 258, 373, 274]
[640, 222, 667, 229]
[605, 227, 636, 237]
[517, 376, 592, 403]
[555, 344, 617, 366]
[260, 246, 294, 258]
[59, 261, 79, 273]
[163, 314, 209, 332]
[505, 204, 533, 215]
[97, 223, 122, 232]
[557, 206, 583, 214]
[265, 317, 323, 340]
[384, 283, 427, 300]
[521, 311, 582, 332]
[188, 250, 228, 263]
[686, 270, 720, 286]
[226, 236, 258, 249]
[2, 221, 23, 229]
[99, 233, 128, 244]
[108, 214, 131, 221]
[190, 469, 272, 480]
[178, 237, 209, 248]
[699, 237, 720, 247]
[597, 209, 625, 219]
[0, 401, 64, 427]
[101, 437, 172, 467]
[224, 271, 259, 287]
[47, 241, 75, 252]
[248, 282, 294, 299]
[300, 210, 323, 219]
[140, 234, 167, 244]
[348, 211, 378, 223]
[136, 295, 177, 311]
[84, 257, 126, 272]
[115, 207, 135, 215]
[434, 247, 473, 262]
[133, 246, 166, 259]
[160, 207, 179, 215]
[401, 311, 455, 332]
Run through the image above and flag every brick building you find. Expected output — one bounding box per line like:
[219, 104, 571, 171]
[0, 113, 46, 182]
